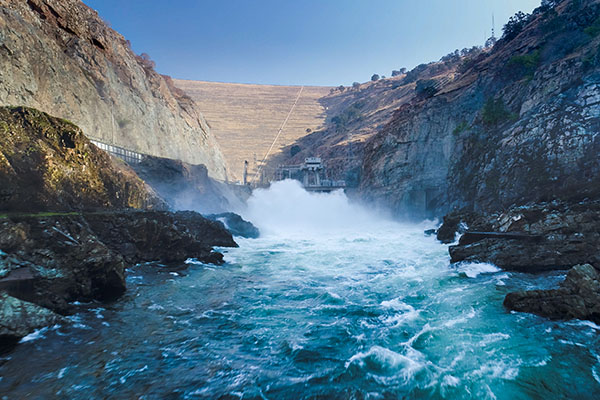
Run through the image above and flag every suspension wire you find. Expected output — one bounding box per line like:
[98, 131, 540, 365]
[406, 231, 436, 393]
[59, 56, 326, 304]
[251, 86, 304, 185]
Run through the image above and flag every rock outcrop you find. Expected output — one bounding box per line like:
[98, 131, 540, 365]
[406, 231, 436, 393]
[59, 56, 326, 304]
[0, 106, 165, 212]
[504, 264, 600, 322]
[83, 211, 237, 265]
[0, 106, 237, 344]
[360, 0, 600, 218]
[444, 200, 600, 321]
[0, 0, 228, 179]
[0, 210, 237, 343]
[447, 200, 600, 272]
[206, 212, 260, 239]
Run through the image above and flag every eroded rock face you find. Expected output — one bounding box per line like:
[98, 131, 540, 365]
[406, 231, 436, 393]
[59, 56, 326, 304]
[0, 0, 228, 179]
[83, 211, 237, 265]
[504, 264, 600, 322]
[0, 106, 166, 212]
[448, 200, 600, 272]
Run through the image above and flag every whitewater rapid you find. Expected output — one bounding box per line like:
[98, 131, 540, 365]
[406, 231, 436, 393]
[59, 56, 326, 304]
[1, 180, 599, 399]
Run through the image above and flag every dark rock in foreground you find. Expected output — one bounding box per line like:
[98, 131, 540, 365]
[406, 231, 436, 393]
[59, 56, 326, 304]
[0, 292, 63, 347]
[504, 264, 600, 322]
[448, 200, 600, 272]
[0, 210, 236, 343]
[206, 212, 260, 239]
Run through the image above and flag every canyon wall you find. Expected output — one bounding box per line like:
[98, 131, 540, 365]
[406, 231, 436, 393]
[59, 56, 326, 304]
[0, 0, 228, 180]
[360, 0, 600, 218]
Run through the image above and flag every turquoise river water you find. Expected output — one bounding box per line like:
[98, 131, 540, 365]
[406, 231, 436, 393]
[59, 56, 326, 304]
[1, 180, 600, 399]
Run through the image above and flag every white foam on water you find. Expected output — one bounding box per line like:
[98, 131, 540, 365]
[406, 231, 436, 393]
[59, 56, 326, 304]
[346, 345, 426, 383]
[456, 262, 501, 278]
[569, 320, 600, 331]
[472, 360, 520, 380]
[19, 327, 49, 343]
[242, 180, 405, 239]
[479, 333, 510, 346]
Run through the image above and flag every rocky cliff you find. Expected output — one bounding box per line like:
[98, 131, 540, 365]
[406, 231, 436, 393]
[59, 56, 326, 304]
[0, 0, 228, 179]
[360, 0, 600, 218]
[267, 47, 469, 187]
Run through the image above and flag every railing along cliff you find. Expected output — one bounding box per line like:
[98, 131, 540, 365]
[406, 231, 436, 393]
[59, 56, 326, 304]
[90, 140, 144, 165]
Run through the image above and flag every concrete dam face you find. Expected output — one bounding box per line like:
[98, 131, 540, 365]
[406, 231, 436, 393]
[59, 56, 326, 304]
[174, 79, 332, 182]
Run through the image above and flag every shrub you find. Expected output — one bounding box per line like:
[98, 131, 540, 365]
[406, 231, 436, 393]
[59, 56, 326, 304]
[452, 120, 469, 135]
[290, 145, 301, 157]
[402, 64, 428, 84]
[352, 82, 360, 90]
[371, 74, 380, 81]
[331, 101, 365, 130]
[392, 68, 407, 76]
[503, 11, 531, 41]
[136, 52, 156, 70]
[338, 85, 346, 92]
[415, 79, 438, 97]
[481, 98, 518, 126]
[584, 16, 600, 37]
[506, 49, 540, 80]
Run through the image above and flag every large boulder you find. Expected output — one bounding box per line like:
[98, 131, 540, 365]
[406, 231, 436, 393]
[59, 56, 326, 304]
[206, 212, 260, 239]
[0, 211, 237, 315]
[0, 292, 63, 346]
[504, 264, 600, 322]
[84, 211, 237, 265]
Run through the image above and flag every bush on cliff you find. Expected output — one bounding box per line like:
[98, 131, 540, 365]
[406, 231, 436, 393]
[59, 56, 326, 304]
[506, 49, 540, 81]
[503, 11, 531, 41]
[481, 98, 518, 126]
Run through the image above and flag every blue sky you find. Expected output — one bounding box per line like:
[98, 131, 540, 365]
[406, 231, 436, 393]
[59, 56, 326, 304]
[85, 0, 541, 86]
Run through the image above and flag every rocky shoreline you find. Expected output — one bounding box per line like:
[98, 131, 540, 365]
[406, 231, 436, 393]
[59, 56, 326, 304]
[0, 210, 237, 346]
[439, 199, 600, 323]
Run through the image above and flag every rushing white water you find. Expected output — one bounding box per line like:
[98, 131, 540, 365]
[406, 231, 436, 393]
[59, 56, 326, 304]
[1, 181, 600, 399]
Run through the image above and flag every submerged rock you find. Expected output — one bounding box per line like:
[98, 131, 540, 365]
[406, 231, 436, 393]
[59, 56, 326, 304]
[0, 292, 63, 346]
[504, 264, 600, 322]
[436, 211, 475, 244]
[206, 212, 260, 239]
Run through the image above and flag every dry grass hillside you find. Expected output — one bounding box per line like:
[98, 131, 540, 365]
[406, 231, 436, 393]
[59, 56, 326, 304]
[173, 80, 332, 181]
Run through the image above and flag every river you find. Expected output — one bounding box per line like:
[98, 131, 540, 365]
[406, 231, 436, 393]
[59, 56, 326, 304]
[1, 180, 599, 399]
